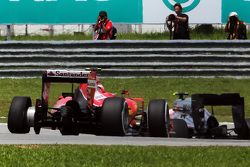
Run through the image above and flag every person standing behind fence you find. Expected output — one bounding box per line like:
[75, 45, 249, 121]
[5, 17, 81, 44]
[93, 11, 116, 40]
[166, 3, 190, 40]
[225, 12, 247, 40]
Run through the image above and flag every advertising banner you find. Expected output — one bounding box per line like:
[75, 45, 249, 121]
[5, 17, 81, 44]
[143, 0, 221, 24]
[0, 0, 143, 24]
[222, 0, 250, 23]
[0, 0, 249, 24]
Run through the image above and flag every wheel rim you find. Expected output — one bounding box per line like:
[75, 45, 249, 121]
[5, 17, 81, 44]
[164, 102, 169, 136]
[121, 102, 129, 134]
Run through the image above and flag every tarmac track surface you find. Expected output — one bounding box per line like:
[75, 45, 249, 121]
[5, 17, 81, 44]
[1, 124, 250, 146]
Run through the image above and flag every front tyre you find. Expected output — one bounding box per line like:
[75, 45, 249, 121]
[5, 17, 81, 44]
[8, 96, 31, 134]
[148, 99, 169, 137]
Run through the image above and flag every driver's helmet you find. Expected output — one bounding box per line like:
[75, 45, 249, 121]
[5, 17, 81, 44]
[173, 97, 192, 114]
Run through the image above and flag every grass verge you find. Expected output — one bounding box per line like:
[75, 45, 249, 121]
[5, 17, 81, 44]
[1, 29, 249, 40]
[1, 77, 250, 122]
[0, 145, 249, 167]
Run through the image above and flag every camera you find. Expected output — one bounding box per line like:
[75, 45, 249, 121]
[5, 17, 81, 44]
[167, 14, 176, 22]
[229, 16, 238, 23]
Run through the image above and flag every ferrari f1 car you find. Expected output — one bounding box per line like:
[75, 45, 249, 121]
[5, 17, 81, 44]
[8, 69, 147, 136]
[147, 93, 250, 139]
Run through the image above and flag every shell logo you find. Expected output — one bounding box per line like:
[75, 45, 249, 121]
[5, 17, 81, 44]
[162, 0, 200, 13]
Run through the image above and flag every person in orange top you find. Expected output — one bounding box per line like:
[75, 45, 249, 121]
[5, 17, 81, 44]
[93, 11, 113, 40]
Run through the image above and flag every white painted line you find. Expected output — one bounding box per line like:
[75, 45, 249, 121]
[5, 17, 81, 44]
[220, 122, 234, 125]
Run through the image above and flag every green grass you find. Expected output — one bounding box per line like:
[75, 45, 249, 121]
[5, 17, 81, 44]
[0, 145, 250, 167]
[1, 29, 249, 40]
[2, 77, 250, 122]
[118, 29, 233, 40]
[191, 29, 227, 40]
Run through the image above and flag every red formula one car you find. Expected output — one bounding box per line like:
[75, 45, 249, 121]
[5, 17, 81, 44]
[8, 69, 147, 136]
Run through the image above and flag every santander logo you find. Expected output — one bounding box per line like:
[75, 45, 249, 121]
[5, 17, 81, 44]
[47, 70, 89, 78]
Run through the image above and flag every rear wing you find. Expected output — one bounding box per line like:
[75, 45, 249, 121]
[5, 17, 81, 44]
[42, 70, 90, 83]
[41, 69, 98, 108]
[191, 93, 244, 106]
[191, 93, 245, 133]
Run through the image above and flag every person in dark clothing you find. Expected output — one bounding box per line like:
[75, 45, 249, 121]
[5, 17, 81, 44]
[225, 12, 247, 40]
[166, 3, 190, 39]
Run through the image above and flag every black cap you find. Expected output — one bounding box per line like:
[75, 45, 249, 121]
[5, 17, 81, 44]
[99, 11, 107, 18]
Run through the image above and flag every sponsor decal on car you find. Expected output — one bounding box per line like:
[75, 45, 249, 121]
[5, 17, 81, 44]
[94, 91, 106, 100]
[88, 79, 97, 88]
[46, 70, 89, 78]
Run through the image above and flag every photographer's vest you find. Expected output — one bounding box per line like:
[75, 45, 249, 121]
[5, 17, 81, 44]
[97, 19, 113, 40]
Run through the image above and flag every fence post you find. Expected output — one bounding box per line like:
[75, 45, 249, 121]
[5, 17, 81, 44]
[25, 24, 28, 36]
[6, 25, 11, 41]
[49, 25, 54, 36]
[138, 24, 142, 34]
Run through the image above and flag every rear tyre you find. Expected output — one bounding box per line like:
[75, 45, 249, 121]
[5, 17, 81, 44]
[244, 118, 250, 139]
[101, 97, 129, 136]
[170, 119, 190, 138]
[8, 96, 31, 134]
[246, 118, 250, 130]
[60, 117, 79, 135]
[59, 106, 79, 136]
[148, 99, 169, 137]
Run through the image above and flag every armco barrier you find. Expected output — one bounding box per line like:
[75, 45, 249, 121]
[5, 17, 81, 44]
[0, 40, 249, 78]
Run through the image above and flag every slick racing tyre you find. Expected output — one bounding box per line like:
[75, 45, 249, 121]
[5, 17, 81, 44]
[148, 99, 169, 137]
[244, 118, 250, 139]
[60, 117, 79, 136]
[101, 97, 129, 136]
[59, 106, 79, 136]
[170, 119, 190, 138]
[8, 96, 31, 134]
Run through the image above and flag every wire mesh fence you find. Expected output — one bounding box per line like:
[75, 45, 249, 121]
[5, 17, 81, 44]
[0, 24, 236, 36]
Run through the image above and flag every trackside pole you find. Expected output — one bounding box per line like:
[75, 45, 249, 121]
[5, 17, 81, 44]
[6, 25, 11, 41]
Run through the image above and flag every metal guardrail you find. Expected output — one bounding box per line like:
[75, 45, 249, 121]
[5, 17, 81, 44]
[0, 40, 250, 78]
